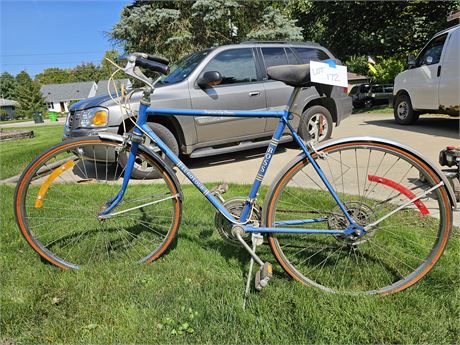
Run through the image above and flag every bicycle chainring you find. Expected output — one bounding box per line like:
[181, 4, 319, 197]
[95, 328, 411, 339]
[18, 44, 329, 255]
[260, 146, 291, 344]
[214, 197, 261, 247]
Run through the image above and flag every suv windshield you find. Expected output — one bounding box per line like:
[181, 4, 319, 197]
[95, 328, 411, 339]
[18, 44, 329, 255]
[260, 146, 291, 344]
[160, 49, 210, 85]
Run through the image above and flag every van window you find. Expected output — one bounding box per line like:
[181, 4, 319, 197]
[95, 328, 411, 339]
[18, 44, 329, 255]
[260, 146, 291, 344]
[261, 47, 288, 68]
[202, 48, 258, 85]
[294, 48, 330, 63]
[416, 33, 448, 67]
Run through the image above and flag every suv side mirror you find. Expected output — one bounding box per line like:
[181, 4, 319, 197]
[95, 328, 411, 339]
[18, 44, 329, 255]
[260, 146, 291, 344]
[197, 71, 223, 88]
[407, 54, 416, 68]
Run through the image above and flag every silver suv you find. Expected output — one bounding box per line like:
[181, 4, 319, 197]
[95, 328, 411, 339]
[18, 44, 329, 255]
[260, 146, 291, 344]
[65, 42, 352, 162]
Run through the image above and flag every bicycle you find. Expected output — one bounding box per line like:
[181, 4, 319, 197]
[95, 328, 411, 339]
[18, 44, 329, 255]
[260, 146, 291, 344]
[14, 53, 456, 298]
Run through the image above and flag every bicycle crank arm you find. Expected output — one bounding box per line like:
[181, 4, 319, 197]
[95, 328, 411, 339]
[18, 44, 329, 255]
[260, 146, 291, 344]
[232, 225, 265, 266]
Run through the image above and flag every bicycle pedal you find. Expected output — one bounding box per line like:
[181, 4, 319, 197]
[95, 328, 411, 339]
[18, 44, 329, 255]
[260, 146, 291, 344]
[255, 262, 273, 291]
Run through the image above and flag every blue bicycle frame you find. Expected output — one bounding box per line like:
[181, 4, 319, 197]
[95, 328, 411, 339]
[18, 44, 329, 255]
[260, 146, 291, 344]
[99, 89, 362, 236]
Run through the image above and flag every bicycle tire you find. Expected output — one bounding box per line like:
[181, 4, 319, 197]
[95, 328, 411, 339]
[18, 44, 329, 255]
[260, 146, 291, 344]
[14, 137, 182, 269]
[264, 139, 452, 295]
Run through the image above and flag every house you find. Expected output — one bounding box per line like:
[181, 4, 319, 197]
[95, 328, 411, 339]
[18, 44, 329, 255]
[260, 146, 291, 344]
[347, 72, 371, 91]
[95, 79, 132, 97]
[0, 98, 19, 120]
[41, 81, 97, 113]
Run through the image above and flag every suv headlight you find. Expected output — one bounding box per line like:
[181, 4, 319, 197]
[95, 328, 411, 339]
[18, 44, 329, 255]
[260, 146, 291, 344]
[79, 107, 108, 128]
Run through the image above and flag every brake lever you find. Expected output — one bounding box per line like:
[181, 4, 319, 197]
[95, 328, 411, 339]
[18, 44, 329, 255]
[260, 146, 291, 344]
[122, 55, 155, 89]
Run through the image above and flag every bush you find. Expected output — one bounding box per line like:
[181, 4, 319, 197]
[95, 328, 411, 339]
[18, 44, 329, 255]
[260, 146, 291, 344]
[345, 55, 406, 84]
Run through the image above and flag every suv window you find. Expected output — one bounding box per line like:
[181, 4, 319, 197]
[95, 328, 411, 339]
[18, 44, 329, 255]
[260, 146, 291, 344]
[384, 86, 393, 93]
[294, 47, 330, 63]
[416, 33, 447, 67]
[360, 85, 371, 93]
[261, 47, 288, 68]
[286, 48, 299, 64]
[349, 85, 360, 95]
[161, 50, 210, 84]
[202, 48, 257, 85]
[371, 85, 383, 93]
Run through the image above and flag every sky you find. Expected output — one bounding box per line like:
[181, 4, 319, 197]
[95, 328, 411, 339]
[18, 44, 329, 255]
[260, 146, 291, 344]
[0, 0, 131, 77]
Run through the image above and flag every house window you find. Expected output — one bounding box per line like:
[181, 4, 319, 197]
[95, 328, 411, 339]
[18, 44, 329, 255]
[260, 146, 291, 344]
[47, 102, 54, 109]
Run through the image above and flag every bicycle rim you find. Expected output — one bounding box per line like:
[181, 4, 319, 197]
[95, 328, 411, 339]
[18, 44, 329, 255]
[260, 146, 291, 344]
[265, 141, 452, 295]
[14, 138, 182, 269]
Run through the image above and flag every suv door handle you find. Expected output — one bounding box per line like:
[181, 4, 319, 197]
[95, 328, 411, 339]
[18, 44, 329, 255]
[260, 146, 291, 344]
[249, 91, 260, 97]
[437, 65, 441, 77]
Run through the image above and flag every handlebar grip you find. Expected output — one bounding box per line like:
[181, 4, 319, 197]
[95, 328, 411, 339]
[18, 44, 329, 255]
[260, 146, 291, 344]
[144, 54, 169, 65]
[132, 52, 169, 65]
[135, 58, 170, 75]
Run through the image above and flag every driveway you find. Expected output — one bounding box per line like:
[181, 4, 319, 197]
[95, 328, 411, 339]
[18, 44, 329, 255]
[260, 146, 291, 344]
[183, 112, 459, 185]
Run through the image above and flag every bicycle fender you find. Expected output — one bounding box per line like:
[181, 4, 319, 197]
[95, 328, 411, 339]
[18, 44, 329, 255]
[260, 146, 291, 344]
[97, 132, 183, 202]
[263, 136, 456, 222]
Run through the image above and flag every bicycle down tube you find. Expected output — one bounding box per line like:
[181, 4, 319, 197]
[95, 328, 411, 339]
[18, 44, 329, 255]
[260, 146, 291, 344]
[99, 94, 361, 235]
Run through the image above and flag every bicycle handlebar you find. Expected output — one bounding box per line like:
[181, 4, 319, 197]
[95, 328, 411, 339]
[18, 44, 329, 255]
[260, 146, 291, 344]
[132, 52, 169, 65]
[135, 57, 170, 75]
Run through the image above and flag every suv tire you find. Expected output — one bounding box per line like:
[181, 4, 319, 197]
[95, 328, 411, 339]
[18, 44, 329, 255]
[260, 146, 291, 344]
[119, 123, 179, 179]
[299, 105, 333, 143]
[394, 94, 420, 125]
[364, 98, 373, 108]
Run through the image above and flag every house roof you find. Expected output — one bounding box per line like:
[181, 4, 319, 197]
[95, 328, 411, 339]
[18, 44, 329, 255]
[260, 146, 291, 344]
[41, 81, 96, 102]
[0, 98, 19, 107]
[95, 79, 132, 96]
[347, 72, 370, 81]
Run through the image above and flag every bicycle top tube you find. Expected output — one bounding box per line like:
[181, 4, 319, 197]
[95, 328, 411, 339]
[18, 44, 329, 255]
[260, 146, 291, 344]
[146, 107, 287, 119]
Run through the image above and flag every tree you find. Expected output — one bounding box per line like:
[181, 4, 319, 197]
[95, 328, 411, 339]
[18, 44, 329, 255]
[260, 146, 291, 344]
[99, 49, 121, 80]
[15, 80, 47, 119]
[35, 68, 73, 85]
[71, 62, 101, 82]
[110, 0, 303, 62]
[0, 72, 18, 100]
[15, 70, 33, 87]
[292, 0, 458, 60]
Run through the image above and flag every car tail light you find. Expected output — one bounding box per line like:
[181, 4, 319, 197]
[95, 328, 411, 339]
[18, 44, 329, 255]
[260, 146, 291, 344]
[342, 87, 348, 94]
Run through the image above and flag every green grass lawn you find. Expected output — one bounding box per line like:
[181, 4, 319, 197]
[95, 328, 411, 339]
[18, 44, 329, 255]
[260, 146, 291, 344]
[0, 125, 64, 180]
[1, 183, 459, 344]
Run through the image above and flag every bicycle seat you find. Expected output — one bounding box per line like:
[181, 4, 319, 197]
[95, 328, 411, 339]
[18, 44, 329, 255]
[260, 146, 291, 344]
[267, 64, 311, 87]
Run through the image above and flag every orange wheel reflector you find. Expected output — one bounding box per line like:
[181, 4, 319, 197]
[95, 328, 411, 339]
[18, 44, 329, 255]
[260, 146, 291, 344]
[35, 160, 75, 208]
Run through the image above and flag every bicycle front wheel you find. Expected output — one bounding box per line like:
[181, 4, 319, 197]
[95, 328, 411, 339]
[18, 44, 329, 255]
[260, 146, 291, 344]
[14, 137, 182, 269]
[264, 140, 452, 295]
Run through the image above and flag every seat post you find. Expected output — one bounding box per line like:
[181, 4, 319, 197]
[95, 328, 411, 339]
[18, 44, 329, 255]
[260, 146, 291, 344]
[286, 87, 302, 114]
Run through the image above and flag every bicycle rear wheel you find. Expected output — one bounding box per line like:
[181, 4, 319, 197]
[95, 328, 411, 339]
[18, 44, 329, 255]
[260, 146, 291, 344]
[14, 137, 182, 269]
[264, 140, 452, 295]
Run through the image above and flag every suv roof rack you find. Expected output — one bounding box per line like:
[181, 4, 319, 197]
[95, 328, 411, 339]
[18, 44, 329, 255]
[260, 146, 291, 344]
[239, 40, 320, 47]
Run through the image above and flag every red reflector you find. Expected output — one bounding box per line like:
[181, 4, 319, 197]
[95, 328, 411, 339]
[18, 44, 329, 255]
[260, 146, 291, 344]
[342, 87, 348, 94]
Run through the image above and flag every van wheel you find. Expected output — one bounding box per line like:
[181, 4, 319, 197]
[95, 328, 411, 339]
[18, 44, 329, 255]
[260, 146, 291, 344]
[394, 94, 420, 125]
[299, 105, 333, 143]
[119, 123, 179, 179]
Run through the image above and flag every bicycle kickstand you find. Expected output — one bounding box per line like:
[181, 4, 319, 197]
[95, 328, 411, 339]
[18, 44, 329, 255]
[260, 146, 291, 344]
[233, 226, 273, 309]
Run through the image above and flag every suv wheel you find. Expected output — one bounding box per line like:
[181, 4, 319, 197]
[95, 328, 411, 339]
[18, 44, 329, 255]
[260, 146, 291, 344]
[299, 105, 333, 143]
[394, 94, 420, 125]
[119, 123, 179, 179]
[364, 98, 373, 108]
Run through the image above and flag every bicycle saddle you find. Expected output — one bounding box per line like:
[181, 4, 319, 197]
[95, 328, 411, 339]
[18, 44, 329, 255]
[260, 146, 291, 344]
[266, 64, 311, 87]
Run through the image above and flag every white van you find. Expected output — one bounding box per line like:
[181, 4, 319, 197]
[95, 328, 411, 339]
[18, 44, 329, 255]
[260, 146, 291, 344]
[393, 25, 459, 124]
